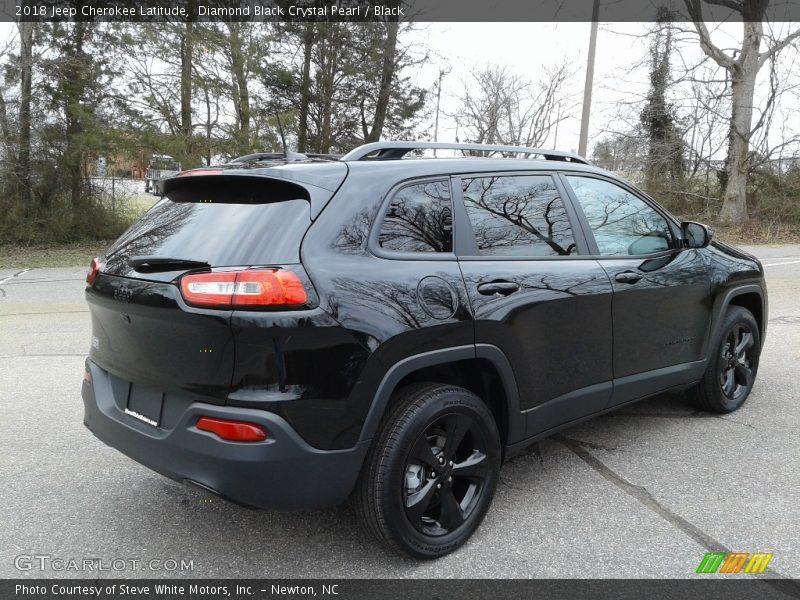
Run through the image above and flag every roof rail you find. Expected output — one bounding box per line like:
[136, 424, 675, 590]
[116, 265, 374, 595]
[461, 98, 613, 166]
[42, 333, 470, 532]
[340, 141, 590, 165]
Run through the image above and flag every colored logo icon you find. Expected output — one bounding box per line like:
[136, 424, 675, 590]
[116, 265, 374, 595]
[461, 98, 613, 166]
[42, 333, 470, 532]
[696, 552, 773, 574]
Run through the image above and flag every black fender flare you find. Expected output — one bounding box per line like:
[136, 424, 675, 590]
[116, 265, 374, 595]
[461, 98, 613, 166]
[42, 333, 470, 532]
[704, 284, 766, 362]
[357, 344, 524, 445]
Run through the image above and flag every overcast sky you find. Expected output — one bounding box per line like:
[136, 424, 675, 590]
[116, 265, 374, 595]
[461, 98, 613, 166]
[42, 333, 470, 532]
[1, 20, 797, 159]
[407, 22, 651, 153]
[409, 21, 799, 157]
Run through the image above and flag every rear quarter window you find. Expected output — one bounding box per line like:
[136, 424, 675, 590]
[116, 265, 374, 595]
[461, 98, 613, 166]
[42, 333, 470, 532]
[377, 179, 453, 254]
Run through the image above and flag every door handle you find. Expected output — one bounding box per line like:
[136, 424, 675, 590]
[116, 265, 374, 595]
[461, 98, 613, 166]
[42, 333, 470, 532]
[615, 271, 643, 284]
[477, 281, 520, 296]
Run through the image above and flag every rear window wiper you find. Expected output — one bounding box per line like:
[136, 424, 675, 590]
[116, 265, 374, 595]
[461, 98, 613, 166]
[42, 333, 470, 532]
[128, 256, 210, 273]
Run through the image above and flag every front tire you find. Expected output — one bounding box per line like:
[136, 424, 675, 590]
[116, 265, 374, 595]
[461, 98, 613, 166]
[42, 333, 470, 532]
[355, 383, 501, 559]
[689, 306, 761, 413]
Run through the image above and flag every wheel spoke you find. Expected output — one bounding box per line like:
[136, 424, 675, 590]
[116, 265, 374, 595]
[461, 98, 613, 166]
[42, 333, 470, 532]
[410, 434, 439, 470]
[735, 332, 754, 356]
[725, 330, 737, 354]
[438, 487, 465, 531]
[442, 414, 471, 460]
[404, 479, 437, 523]
[734, 362, 752, 387]
[722, 368, 736, 396]
[402, 405, 492, 537]
[452, 450, 488, 482]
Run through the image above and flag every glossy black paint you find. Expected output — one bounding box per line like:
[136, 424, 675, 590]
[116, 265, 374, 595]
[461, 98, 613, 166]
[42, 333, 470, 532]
[458, 258, 614, 416]
[87, 274, 234, 402]
[227, 308, 369, 448]
[84, 154, 767, 510]
[82, 359, 370, 510]
[599, 249, 712, 382]
[160, 162, 349, 219]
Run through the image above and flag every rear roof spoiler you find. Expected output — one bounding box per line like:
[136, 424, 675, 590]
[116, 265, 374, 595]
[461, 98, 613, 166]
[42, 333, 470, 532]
[161, 172, 342, 220]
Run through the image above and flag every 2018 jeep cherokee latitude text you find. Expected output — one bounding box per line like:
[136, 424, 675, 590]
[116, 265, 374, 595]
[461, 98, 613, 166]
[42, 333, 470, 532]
[82, 141, 767, 558]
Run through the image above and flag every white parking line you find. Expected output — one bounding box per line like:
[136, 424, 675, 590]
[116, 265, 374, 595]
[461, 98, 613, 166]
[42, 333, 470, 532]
[0, 268, 30, 285]
[762, 259, 800, 267]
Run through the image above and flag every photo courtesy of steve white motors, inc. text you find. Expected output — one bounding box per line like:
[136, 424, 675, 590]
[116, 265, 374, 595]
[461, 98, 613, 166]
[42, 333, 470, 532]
[14, 583, 341, 597]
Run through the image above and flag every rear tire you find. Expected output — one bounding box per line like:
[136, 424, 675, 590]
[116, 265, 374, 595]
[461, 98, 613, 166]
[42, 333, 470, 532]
[355, 383, 501, 559]
[689, 306, 760, 413]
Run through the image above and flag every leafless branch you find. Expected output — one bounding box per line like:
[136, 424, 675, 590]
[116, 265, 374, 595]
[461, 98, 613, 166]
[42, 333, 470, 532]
[683, 0, 735, 69]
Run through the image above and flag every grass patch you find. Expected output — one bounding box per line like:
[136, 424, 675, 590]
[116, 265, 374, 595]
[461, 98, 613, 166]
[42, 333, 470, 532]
[128, 195, 159, 214]
[0, 240, 114, 269]
[712, 221, 800, 245]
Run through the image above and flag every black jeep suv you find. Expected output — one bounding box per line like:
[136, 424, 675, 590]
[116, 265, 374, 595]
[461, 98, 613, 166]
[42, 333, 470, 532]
[82, 141, 767, 558]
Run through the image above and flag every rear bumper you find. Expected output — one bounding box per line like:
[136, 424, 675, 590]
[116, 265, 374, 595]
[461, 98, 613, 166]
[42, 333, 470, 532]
[82, 360, 369, 510]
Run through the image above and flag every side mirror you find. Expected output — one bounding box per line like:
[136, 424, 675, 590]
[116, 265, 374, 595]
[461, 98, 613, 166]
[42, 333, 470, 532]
[682, 221, 713, 249]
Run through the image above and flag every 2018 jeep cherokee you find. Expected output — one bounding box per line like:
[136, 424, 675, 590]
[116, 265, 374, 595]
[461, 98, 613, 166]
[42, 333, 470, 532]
[82, 141, 767, 558]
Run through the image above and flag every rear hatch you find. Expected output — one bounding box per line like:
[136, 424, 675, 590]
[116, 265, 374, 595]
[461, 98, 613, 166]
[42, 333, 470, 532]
[86, 170, 340, 410]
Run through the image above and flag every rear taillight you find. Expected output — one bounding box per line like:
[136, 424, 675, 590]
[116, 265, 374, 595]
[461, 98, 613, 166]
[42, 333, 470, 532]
[180, 269, 308, 309]
[86, 257, 105, 285]
[196, 417, 267, 442]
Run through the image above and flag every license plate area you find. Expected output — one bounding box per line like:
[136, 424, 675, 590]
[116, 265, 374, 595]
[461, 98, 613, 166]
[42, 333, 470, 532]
[124, 384, 164, 428]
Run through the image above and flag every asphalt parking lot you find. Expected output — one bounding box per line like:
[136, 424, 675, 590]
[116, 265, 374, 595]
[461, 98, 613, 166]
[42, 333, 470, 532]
[1, 245, 798, 580]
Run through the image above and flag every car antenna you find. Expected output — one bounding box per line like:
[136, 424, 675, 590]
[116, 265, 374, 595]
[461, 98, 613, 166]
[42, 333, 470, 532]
[274, 110, 307, 162]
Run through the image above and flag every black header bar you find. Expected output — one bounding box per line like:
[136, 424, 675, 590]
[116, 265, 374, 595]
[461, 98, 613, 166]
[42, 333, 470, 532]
[4, 579, 800, 600]
[6, 0, 800, 22]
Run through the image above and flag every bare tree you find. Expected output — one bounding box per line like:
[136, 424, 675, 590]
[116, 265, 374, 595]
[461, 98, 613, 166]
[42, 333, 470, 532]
[121, 25, 198, 149]
[684, 0, 800, 223]
[17, 22, 34, 205]
[224, 21, 252, 154]
[364, 20, 400, 143]
[455, 64, 573, 149]
[267, 22, 427, 154]
[681, 62, 730, 180]
[591, 134, 646, 174]
[297, 23, 314, 153]
[179, 20, 194, 161]
[641, 9, 685, 188]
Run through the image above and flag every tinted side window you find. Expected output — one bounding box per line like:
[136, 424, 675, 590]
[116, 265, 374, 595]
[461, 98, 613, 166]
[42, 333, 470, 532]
[461, 175, 577, 257]
[378, 180, 453, 253]
[566, 176, 672, 256]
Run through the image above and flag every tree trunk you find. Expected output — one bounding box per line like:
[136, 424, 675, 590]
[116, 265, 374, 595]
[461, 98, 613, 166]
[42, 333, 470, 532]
[366, 21, 399, 143]
[64, 23, 88, 218]
[18, 21, 34, 206]
[719, 20, 761, 224]
[180, 21, 194, 164]
[297, 24, 314, 153]
[318, 27, 338, 154]
[682, 0, 800, 224]
[227, 22, 251, 154]
[203, 86, 213, 166]
[0, 93, 13, 160]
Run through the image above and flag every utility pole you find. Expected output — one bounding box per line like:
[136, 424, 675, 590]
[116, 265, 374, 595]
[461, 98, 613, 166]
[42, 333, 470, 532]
[433, 67, 449, 156]
[578, 0, 600, 158]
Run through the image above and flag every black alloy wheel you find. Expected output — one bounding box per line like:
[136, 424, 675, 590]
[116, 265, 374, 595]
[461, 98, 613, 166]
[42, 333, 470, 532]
[402, 413, 490, 536]
[355, 383, 501, 558]
[690, 306, 761, 413]
[719, 322, 756, 402]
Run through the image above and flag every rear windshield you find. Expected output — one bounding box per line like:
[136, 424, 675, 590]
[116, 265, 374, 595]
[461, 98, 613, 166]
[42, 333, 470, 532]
[105, 196, 310, 274]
